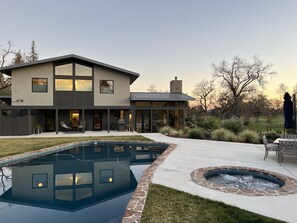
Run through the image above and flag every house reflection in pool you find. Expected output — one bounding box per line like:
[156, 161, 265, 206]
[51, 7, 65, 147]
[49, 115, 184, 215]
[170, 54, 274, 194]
[0, 143, 165, 212]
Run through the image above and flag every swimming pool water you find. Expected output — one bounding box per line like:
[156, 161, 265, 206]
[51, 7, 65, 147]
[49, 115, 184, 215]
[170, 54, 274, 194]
[0, 142, 167, 223]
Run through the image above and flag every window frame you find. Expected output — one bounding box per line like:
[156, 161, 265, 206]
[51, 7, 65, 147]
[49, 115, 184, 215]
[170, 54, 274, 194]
[32, 78, 48, 93]
[32, 173, 48, 189]
[100, 80, 114, 94]
[100, 169, 114, 184]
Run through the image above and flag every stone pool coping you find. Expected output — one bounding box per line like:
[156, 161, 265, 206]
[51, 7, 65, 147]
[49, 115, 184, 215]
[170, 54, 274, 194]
[191, 166, 297, 196]
[122, 144, 176, 223]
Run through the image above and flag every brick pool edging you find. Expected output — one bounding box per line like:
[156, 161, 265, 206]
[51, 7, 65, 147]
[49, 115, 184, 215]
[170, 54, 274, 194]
[122, 144, 176, 223]
[191, 166, 297, 196]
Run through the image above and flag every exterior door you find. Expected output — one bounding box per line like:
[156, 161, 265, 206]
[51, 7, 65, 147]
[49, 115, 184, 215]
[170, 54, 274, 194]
[70, 110, 79, 130]
[93, 111, 102, 130]
[135, 111, 150, 133]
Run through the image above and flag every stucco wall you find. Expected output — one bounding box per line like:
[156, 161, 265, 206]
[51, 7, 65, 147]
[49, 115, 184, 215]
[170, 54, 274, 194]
[11, 63, 53, 106]
[94, 66, 131, 106]
[12, 165, 54, 202]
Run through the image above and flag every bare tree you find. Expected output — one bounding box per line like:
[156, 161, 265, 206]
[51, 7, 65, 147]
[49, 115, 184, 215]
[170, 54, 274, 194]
[147, 84, 158, 92]
[292, 83, 297, 95]
[276, 82, 289, 96]
[0, 41, 15, 91]
[212, 56, 275, 117]
[192, 79, 215, 113]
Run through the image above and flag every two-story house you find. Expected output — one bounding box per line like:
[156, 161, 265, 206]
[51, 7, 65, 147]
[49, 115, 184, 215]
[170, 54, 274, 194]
[0, 54, 194, 136]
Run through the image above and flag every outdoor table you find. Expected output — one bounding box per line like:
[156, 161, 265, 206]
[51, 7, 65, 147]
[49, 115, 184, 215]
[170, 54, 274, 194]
[273, 138, 297, 144]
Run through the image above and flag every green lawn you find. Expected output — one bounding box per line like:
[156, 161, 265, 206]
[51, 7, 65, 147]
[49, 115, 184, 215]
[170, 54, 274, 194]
[0, 135, 151, 158]
[247, 116, 284, 133]
[141, 184, 283, 223]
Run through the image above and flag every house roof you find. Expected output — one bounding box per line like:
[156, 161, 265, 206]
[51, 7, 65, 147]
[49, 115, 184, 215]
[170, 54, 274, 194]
[0, 54, 140, 84]
[130, 92, 195, 101]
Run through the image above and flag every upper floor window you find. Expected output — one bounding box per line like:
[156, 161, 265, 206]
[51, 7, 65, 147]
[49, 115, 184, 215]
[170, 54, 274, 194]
[75, 79, 92, 91]
[55, 79, 73, 91]
[55, 63, 73, 76]
[100, 80, 114, 94]
[32, 78, 48, 92]
[75, 64, 92, 76]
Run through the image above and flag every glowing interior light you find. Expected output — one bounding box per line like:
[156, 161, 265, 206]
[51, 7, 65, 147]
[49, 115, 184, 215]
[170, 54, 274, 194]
[109, 177, 113, 183]
[38, 182, 43, 187]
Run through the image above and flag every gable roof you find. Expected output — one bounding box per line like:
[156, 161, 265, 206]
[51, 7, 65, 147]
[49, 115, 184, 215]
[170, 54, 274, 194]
[130, 92, 195, 101]
[0, 54, 140, 84]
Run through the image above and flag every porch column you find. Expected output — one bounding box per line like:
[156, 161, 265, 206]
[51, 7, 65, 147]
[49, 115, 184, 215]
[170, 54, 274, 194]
[27, 109, 31, 135]
[132, 108, 135, 132]
[82, 109, 85, 133]
[0, 108, 2, 117]
[55, 109, 59, 134]
[167, 109, 169, 126]
[150, 109, 153, 133]
[182, 108, 186, 129]
[107, 109, 110, 133]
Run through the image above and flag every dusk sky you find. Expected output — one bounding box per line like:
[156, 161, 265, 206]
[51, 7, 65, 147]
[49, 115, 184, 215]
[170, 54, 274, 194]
[1, 0, 297, 98]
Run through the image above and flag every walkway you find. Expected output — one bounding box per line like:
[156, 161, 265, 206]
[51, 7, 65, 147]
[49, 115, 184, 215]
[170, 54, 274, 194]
[141, 133, 297, 223]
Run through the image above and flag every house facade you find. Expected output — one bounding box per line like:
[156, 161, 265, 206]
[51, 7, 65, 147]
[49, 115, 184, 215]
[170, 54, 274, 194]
[0, 54, 194, 135]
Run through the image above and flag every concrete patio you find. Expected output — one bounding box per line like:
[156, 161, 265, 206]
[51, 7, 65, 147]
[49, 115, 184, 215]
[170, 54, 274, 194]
[141, 133, 297, 223]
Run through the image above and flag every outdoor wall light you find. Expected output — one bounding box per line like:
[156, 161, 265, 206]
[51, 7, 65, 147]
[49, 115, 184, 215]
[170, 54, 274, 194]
[109, 177, 113, 183]
[37, 182, 43, 187]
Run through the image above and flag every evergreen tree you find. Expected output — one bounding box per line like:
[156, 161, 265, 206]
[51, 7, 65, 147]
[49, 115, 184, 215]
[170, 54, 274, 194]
[27, 40, 39, 62]
[12, 50, 25, 64]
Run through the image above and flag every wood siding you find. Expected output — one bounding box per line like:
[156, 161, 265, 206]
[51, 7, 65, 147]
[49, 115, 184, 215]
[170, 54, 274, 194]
[54, 92, 93, 108]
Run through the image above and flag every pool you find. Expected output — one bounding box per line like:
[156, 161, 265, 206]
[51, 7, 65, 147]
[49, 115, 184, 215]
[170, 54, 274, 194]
[0, 141, 168, 223]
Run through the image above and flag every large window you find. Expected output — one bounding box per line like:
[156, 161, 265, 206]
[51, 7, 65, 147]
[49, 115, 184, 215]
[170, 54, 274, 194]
[55, 63, 73, 76]
[75, 79, 92, 91]
[100, 80, 114, 94]
[54, 63, 93, 92]
[32, 78, 48, 92]
[55, 79, 73, 91]
[75, 64, 92, 76]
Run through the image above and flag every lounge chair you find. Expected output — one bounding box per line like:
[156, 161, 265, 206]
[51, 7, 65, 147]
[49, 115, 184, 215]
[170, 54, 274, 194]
[262, 135, 279, 160]
[60, 121, 71, 131]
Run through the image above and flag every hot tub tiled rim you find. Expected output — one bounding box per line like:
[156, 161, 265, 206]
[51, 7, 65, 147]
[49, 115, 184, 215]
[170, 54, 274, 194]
[191, 166, 297, 196]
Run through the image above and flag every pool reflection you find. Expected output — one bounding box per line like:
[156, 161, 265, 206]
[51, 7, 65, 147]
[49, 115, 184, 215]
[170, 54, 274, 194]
[0, 142, 166, 222]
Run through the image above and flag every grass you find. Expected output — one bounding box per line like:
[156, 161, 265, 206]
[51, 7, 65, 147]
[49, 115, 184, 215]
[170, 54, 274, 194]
[141, 184, 284, 223]
[247, 116, 284, 133]
[0, 135, 151, 158]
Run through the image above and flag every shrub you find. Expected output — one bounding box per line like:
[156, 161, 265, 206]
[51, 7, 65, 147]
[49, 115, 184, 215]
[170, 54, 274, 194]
[159, 126, 177, 135]
[182, 127, 190, 134]
[174, 129, 184, 137]
[211, 128, 237, 142]
[189, 128, 205, 139]
[222, 119, 244, 134]
[238, 130, 260, 143]
[196, 117, 221, 131]
[264, 131, 280, 142]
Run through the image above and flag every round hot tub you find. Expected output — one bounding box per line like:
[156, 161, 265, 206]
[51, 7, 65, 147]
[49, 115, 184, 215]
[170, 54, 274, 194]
[191, 166, 297, 196]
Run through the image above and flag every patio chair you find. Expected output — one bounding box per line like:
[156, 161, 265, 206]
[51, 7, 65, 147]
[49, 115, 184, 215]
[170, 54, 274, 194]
[278, 140, 297, 163]
[78, 121, 86, 132]
[60, 121, 71, 131]
[262, 135, 279, 160]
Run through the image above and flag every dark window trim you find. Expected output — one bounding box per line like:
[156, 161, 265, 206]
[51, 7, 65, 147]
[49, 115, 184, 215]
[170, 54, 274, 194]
[100, 169, 114, 184]
[32, 78, 48, 93]
[32, 173, 48, 189]
[100, 80, 114, 94]
[54, 62, 93, 92]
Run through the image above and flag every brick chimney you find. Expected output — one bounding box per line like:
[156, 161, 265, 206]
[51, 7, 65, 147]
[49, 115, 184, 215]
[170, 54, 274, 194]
[170, 76, 182, 93]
